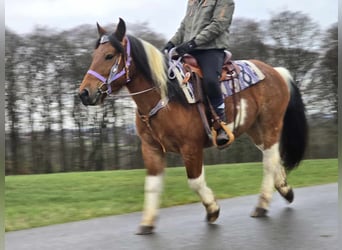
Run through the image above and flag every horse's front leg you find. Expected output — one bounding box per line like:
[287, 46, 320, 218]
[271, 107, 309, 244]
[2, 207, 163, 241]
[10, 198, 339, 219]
[182, 147, 220, 223]
[188, 166, 220, 222]
[137, 142, 165, 235]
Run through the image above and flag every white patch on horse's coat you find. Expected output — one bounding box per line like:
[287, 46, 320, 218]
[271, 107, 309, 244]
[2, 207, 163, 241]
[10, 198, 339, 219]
[227, 98, 248, 131]
[188, 167, 219, 213]
[261, 143, 290, 199]
[274, 166, 291, 196]
[258, 143, 281, 209]
[274, 67, 293, 94]
[263, 143, 280, 170]
[239, 98, 248, 126]
[141, 174, 164, 226]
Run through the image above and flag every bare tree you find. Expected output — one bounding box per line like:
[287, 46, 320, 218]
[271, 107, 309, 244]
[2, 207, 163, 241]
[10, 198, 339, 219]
[320, 23, 338, 119]
[5, 29, 23, 174]
[267, 10, 320, 80]
[229, 18, 269, 61]
[304, 23, 338, 120]
[128, 21, 167, 50]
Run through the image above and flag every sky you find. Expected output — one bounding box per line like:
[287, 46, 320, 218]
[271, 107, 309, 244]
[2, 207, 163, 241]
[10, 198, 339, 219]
[5, 0, 338, 39]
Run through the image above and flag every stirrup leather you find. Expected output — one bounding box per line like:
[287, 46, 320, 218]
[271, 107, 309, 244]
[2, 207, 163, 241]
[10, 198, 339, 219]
[211, 121, 235, 149]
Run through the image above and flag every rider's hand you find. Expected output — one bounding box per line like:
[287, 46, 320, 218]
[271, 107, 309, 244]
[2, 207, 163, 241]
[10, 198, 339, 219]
[175, 40, 197, 55]
[163, 41, 175, 53]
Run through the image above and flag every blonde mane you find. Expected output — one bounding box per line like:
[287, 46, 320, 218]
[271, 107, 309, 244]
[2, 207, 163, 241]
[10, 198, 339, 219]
[140, 39, 169, 100]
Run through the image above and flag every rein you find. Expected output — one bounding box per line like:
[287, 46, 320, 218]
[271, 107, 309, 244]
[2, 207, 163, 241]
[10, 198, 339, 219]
[107, 87, 156, 99]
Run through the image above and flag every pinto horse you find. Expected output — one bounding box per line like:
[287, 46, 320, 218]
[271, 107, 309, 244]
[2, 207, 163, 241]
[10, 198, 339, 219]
[79, 18, 307, 235]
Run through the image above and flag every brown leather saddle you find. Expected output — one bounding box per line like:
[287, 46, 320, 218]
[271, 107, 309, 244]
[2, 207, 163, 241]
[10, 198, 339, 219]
[181, 51, 241, 81]
[177, 51, 236, 149]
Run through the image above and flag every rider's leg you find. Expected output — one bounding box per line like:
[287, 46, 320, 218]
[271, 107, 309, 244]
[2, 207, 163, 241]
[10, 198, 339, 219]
[190, 49, 229, 146]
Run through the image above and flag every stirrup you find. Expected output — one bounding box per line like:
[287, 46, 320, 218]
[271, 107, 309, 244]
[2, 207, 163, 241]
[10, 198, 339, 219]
[211, 121, 235, 149]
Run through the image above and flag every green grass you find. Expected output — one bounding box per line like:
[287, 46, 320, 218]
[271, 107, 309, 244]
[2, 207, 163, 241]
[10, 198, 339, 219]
[5, 159, 338, 231]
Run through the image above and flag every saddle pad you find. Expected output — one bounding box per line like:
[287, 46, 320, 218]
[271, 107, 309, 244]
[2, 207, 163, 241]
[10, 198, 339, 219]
[221, 60, 265, 97]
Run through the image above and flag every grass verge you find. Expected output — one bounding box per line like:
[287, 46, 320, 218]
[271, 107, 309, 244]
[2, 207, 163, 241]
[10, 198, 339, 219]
[5, 159, 337, 231]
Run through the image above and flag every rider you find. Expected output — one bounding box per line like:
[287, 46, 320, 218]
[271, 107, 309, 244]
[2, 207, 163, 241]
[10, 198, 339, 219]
[164, 0, 235, 146]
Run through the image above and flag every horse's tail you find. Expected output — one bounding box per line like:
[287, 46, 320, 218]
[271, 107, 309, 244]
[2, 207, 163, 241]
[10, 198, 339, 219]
[274, 67, 308, 171]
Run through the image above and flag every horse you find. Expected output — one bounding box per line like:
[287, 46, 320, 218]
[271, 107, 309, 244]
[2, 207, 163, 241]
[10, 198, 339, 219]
[78, 18, 307, 235]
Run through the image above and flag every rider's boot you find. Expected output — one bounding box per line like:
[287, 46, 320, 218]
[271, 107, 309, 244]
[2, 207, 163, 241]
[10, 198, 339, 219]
[214, 105, 229, 146]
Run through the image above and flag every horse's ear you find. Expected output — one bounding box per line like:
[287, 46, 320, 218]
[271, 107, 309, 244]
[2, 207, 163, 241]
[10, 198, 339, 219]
[115, 18, 126, 42]
[97, 22, 107, 36]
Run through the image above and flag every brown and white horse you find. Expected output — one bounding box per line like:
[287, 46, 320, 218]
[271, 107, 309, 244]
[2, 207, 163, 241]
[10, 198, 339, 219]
[79, 19, 307, 235]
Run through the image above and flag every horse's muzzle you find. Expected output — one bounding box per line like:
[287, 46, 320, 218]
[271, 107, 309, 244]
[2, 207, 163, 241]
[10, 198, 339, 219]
[79, 89, 99, 106]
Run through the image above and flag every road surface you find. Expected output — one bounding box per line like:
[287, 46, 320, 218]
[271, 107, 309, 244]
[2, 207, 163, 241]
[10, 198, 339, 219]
[6, 184, 338, 250]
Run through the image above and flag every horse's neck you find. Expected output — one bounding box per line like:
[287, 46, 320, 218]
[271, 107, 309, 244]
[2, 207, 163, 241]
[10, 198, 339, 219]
[128, 78, 161, 115]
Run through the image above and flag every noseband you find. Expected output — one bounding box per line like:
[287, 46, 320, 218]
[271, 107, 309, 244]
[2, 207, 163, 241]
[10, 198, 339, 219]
[87, 35, 132, 95]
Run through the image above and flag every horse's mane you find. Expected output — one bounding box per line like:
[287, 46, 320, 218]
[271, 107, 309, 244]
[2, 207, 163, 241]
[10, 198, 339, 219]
[127, 35, 188, 106]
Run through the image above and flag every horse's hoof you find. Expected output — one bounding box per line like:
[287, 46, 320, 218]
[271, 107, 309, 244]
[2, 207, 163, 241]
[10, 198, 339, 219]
[206, 208, 220, 223]
[136, 225, 154, 235]
[284, 188, 294, 203]
[250, 207, 268, 217]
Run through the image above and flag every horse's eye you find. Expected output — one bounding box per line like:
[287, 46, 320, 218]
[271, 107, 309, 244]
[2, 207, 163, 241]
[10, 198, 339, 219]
[105, 54, 114, 60]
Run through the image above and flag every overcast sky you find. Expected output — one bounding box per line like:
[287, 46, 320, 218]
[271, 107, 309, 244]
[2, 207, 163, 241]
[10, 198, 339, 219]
[5, 0, 338, 38]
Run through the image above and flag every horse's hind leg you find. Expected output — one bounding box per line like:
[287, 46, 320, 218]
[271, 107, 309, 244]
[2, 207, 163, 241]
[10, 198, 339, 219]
[251, 141, 293, 217]
[182, 147, 220, 223]
[274, 165, 294, 203]
[251, 142, 281, 217]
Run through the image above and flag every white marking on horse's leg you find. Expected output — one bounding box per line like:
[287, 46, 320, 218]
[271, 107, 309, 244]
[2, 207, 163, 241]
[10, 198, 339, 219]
[227, 98, 248, 131]
[257, 143, 280, 210]
[274, 165, 292, 198]
[188, 167, 219, 214]
[140, 174, 164, 227]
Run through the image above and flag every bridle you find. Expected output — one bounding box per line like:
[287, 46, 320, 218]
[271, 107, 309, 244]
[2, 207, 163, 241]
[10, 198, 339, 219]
[85, 33, 169, 150]
[86, 35, 155, 97]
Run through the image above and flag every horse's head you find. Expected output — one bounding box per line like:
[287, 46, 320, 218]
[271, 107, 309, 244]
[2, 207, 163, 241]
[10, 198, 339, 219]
[79, 18, 129, 105]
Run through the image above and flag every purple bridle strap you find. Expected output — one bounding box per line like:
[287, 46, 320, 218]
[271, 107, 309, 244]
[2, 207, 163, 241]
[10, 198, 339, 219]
[87, 69, 107, 83]
[86, 37, 132, 95]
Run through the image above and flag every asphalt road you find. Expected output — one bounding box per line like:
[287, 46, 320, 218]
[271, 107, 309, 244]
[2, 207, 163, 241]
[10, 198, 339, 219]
[6, 184, 338, 250]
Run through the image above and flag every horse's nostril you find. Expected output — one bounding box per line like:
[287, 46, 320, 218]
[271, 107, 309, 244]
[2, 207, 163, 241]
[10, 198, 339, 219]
[79, 89, 89, 98]
[79, 89, 90, 105]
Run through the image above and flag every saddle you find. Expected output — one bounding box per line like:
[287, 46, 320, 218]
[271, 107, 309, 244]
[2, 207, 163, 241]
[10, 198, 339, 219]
[182, 51, 240, 81]
[175, 51, 237, 149]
